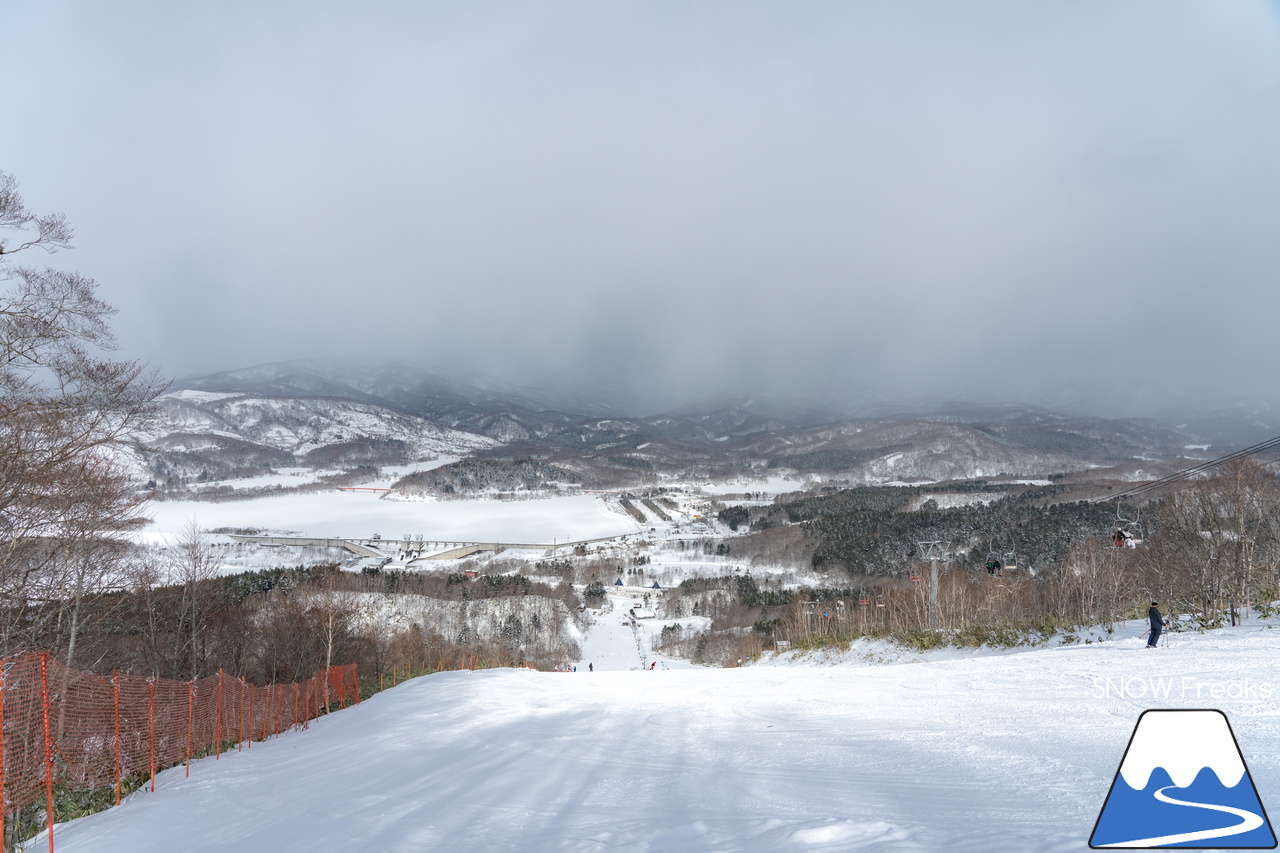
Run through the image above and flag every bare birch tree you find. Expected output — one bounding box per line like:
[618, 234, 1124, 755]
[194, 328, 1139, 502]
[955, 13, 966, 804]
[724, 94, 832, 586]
[0, 169, 166, 657]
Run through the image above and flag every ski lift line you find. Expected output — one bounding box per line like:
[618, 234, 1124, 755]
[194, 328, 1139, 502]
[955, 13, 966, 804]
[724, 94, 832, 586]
[1106, 435, 1280, 500]
[1095, 433, 1280, 504]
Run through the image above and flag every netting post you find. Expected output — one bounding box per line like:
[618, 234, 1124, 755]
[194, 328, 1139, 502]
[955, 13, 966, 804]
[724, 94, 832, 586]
[246, 683, 253, 750]
[1, 659, 7, 851]
[186, 680, 194, 777]
[215, 669, 223, 760]
[112, 672, 121, 805]
[148, 676, 156, 793]
[237, 678, 245, 751]
[275, 685, 282, 739]
[40, 653, 54, 853]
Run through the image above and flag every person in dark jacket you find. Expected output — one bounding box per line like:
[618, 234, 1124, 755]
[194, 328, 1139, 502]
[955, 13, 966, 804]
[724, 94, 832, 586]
[1147, 602, 1167, 648]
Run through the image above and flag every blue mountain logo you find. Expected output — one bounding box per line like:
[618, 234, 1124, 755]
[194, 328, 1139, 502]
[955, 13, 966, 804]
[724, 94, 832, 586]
[1091, 709, 1276, 848]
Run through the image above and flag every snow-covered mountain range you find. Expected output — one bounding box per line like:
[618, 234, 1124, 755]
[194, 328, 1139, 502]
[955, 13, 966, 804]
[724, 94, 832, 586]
[137, 360, 1278, 494]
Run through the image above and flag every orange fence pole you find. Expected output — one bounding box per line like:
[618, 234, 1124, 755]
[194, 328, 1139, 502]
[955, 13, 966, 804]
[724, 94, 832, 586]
[113, 672, 121, 804]
[148, 677, 156, 793]
[247, 684, 253, 750]
[215, 669, 223, 759]
[186, 680, 195, 777]
[238, 678, 245, 751]
[1, 661, 6, 849]
[40, 653, 54, 853]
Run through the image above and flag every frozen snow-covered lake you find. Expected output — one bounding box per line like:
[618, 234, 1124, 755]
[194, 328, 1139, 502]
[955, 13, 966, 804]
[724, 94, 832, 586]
[44, 620, 1280, 852]
[143, 491, 642, 544]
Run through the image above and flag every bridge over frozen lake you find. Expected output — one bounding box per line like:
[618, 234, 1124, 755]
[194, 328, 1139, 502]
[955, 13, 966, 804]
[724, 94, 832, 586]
[226, 532, 626, 562]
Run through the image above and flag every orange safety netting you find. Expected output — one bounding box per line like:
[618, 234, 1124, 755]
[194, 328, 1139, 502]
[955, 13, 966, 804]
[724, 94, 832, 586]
[0, 652, 359, 851]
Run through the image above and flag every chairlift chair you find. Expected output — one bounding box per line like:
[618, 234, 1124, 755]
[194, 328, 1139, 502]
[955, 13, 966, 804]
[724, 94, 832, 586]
[984, 551, 1003, 578]
[1113, 506, 1145, 548]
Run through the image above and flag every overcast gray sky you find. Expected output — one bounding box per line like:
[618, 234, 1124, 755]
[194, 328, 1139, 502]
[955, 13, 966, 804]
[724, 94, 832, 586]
[2, 1, 1279, 409]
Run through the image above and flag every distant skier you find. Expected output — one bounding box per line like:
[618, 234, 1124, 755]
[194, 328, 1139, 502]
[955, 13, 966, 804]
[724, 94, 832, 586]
[1146, 601, 1167, 648]
[649, 661, 656, 670]
[588, 663, 593, 672]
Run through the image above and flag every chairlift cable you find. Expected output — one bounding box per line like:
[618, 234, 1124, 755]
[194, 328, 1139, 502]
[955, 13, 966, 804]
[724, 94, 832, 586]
[1096, 433, 1280, 504]
[1115, 435, 1280, 498]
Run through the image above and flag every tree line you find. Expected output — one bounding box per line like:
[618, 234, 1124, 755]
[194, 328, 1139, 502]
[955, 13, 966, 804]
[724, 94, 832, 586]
[663, 459, 1280, 659]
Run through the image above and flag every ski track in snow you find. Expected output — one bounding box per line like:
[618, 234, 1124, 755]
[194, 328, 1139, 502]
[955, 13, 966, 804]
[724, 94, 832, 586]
[43, 623, 1280, 853]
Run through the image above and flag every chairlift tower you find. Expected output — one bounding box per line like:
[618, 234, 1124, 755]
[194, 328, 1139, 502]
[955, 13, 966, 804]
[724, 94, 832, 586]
[917, 541, 948, 630]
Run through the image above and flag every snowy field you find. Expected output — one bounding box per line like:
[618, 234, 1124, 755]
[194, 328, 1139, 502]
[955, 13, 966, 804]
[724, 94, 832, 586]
[141, 474, 803, 556]
[694, 477, 807, 496]
[142, 491, 642, 545]
[44, 620, 1280, 852]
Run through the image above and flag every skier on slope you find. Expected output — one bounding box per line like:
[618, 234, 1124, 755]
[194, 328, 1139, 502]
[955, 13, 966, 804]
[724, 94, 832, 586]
[1146, 601, 1168, 649]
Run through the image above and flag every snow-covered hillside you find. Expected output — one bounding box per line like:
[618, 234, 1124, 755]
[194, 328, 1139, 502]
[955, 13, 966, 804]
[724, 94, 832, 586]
[341, 591, 576, 656]
[148, 389, 497, 463]
[43, 621, 1280, 852]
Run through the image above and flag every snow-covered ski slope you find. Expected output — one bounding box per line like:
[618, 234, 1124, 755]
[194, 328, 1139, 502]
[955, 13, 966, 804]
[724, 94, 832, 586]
[572, 593, 709, 672]
[46, 624, 1280, 853]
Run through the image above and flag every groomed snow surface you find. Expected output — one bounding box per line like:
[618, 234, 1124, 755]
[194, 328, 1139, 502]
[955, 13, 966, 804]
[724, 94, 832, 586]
[45, 621, 1280, 853]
